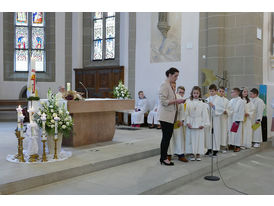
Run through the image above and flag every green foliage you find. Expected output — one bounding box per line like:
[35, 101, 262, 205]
[113, 81, 131, 99]
[33, 89, 73, 138]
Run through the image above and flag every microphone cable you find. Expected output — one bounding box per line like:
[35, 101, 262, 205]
[209, 103, 249, 195]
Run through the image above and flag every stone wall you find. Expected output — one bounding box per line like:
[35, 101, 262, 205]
[199, 12, 264, 95]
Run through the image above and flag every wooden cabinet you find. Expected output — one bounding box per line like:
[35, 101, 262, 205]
[74, 66, 124, 98]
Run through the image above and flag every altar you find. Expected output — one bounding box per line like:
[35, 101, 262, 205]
[63, 98, 135, 147]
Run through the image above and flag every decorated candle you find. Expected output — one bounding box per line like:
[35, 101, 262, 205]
[31, 58, 36, 70]
[67, 82, 71, 91]
[19, 114, 24, 137]
[16, 105, 22, 130]
[54, 116, 60, 140]
[41, 113, 47, 140]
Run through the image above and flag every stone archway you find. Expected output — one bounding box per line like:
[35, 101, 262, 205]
[19, 86, 27, 99]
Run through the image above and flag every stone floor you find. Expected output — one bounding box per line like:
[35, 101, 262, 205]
[1, 122, 274, 195]
[13, 148, 274, 195]
[0, 122, 161, 193]
[165, 149, 274, 195]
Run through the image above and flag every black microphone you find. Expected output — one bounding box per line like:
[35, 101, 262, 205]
[79, 81, 88, 98]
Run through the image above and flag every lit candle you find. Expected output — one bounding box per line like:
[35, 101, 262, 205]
[54, 116, 60, 140]
[66, 82, 71, 91]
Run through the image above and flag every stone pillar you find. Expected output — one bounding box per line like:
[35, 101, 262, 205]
[72, 12, 83, 90]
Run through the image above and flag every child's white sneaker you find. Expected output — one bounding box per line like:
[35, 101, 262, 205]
[253, 143, 260, 148]
[190, 156, 195, 161]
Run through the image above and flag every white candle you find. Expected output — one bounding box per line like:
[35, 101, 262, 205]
[16, 105, 22, 130]
[31, 58, 36, 70]
[67, 82, 71, 91]
[19, 114, 24, 137]
[41, 113, 47, 140]
[54, 116, 60, 140]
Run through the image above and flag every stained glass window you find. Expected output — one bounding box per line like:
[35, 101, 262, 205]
[15, 50, 28, 72]
[16, 12, 28, 26]
[107, 12, 115, 17]
[105, 39, 115, 59]
[92, 12, 116, 61]
[94, 12, 103, 19]
[16, 27, 28, 49]
[94, 40, 103, 60]
[94, 19, 103, 40]
[32, 50, 45, 72]
[106, 17, 115, 38]
[14, 12, 46, 72]
[32, 28, 44, 49]
[32, 12, 44, 26]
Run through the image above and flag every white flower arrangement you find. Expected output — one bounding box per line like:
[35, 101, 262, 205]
[33, 89, 73, 138]
[113, 81, 131, 99]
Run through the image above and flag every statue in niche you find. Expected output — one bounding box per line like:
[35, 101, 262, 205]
[151, 12, 181, 63]
[157, 12, 170, 38]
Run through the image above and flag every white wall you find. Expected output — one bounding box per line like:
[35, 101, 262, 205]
[0, 12, 66, 99]
[135, 12, 200, 109]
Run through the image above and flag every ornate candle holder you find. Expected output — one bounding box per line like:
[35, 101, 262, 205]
[15, 129, 25, 163]
[41, 139, 48, 162]
[14, 129, 21, 159]
[53, 116, 60, 160]
[29, 154, 39, 162]
[16, 114, 25, 162]
[53, 138, 58, 160]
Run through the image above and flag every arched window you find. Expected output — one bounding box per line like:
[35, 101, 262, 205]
[92, 12, 116, 61]
[14, 12, 46, 72]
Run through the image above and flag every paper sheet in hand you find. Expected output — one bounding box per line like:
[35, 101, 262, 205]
[252, 123, 261, 131]
[174, 120, 181, 129]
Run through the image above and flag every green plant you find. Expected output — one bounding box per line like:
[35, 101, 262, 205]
[33, 89, 73, 138]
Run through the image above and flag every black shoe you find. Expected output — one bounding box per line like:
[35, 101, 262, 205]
[213, 151, 218, 157]
[205, 150, 212, 156]
[160, 159, 174, 166]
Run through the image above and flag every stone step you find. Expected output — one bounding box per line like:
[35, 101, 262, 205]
[10, 141, 272, 195]
[0, 136, 160, 195]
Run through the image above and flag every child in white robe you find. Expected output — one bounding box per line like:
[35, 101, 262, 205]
[205, 84, 225, 157]
[250, 88, 265, 148]
[240, 88, 255, 149]
[131, 91, 148, 127]
[218, 86, 229, 152]
[227, 88, 245, 152]
[185, 86, 210, 161]
[147, 97, 160, 129]
[168, 86, 188, 162]
[184, 98, 193, 156]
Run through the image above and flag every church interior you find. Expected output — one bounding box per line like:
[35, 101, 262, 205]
[1, 9, 274, 199]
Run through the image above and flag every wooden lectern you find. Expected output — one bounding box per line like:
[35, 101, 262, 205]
[62, 99, 134, 147]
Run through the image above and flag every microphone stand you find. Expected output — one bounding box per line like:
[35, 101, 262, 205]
[204, 100, 220, 181]
[79, 82, 88, 99]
